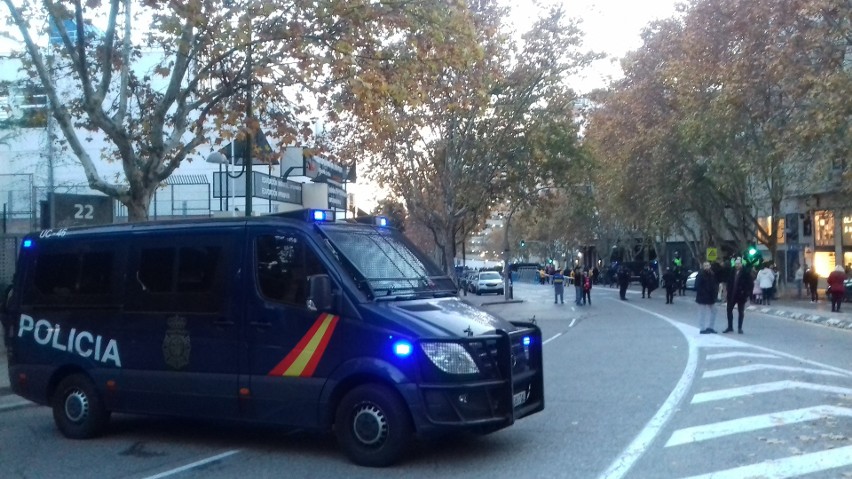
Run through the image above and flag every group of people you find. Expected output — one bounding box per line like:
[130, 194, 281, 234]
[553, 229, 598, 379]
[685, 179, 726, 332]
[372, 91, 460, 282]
[552, 266, 593, 306]
[693, 258, 755, 334]
[694, 259, 848, 334]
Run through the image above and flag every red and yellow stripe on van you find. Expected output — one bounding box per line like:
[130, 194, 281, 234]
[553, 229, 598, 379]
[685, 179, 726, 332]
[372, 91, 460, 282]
[267, 313, 339, 377]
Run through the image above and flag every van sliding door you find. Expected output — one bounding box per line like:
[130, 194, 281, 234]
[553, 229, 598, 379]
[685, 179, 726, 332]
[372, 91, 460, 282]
[121, 231, 240, 419]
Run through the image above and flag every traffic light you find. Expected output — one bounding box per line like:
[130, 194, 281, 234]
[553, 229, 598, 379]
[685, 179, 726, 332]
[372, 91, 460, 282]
[744, 244, 762, 267]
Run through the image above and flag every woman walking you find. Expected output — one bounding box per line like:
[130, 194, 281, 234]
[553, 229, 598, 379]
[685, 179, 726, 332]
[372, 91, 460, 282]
[827, 265, 847, 313]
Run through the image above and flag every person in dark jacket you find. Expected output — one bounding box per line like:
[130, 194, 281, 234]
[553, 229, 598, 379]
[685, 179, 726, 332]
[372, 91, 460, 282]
[695, 262, 718, 334]
[662, 267, 677, 304]
[804, 266, 819, 302]
[617, 265, 630, 300]
[724, 258, 754, 334]
[641, 265, 656, 298]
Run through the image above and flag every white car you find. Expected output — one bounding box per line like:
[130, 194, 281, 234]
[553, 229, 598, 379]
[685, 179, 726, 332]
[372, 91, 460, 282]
[471, 271, 504, 295]
[685, 271, 698, 290]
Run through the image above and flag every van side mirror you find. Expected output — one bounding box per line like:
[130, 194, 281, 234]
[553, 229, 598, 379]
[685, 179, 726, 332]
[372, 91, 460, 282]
[307, 274, 333, 312]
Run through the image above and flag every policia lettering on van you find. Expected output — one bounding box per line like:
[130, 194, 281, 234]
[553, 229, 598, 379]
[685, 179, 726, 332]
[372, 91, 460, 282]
[1, 210, 544, 467]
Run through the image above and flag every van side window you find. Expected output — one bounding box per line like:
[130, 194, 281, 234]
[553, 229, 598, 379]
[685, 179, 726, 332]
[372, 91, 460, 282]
[129, 242, 226, 313]
[256, 233, 325, 307]
[138, 248, 175, 293]
[28, 249, 115, 306]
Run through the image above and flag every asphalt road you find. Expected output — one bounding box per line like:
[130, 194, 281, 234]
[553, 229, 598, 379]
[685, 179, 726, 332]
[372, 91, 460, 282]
[1, 283, 851, 478]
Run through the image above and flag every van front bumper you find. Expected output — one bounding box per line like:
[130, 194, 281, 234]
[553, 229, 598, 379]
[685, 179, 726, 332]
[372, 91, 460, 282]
[405, 325, 544, 436]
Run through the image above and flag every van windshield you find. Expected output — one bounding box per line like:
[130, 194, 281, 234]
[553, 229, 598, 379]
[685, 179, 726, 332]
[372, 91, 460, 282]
[318, 224, 457, 300]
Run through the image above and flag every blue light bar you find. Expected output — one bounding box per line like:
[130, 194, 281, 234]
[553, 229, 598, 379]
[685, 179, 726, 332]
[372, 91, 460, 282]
[523, 336, 531, 347]
[311, 209, 333, 222]
[22, 239, 33, 248]
[393, 340, 413, 358]
[376, 216, 388, 227]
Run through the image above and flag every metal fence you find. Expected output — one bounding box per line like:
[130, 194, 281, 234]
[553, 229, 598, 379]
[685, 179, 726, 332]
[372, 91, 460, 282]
[0, 235, 19, 291]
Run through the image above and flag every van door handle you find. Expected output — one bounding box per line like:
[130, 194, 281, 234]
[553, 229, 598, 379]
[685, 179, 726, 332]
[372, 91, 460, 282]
[214, 319, 235, 326]
[250, 321, 271, 328]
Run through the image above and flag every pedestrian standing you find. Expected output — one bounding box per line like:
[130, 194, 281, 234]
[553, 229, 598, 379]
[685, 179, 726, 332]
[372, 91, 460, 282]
[794, 264, 804, 299]
[695, 262, 718, 334]
[618, 265, 630, 300]
[573, 266, 584, 306]
[804, 266, 819, 302]
[582, 271, 592, 305]
[827, 265, 847, 312]
[641, 265, 654, 298]
[662, 267, 677, 304]
[756, 266, 775, 306]
[552, 269, 565, 304]
[724, 258, 754, 334]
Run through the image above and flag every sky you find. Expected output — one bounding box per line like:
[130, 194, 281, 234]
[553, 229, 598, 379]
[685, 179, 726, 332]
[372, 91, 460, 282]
[508, 0, 683, 92]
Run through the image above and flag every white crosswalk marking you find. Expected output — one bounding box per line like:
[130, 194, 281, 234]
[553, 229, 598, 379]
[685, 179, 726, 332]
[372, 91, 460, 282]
[702, 364, 845, 379]
[692, 380, 852, 403]
[665, 405, 852, 447]
[705, 351, 780, 360]
[680, 444, 852, 479]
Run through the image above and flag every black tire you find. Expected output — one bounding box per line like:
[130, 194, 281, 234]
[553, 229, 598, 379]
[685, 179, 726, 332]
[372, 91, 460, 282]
[52, 373, 110, 439]
[334, 383, 412, 467]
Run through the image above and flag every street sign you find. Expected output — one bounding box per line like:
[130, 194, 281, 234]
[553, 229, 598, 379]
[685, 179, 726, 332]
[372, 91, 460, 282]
[706, 247, 718, 262]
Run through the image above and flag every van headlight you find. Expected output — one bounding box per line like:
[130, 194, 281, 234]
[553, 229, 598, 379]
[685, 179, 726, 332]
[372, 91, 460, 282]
[421, 342, 479, 374]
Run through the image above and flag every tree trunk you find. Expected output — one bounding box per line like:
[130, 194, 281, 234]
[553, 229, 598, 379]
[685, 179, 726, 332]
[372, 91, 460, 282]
[124, 187, 154, 222]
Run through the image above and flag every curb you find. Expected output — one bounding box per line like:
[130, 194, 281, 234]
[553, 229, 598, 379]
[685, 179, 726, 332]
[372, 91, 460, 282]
[745, 305, 852, 331]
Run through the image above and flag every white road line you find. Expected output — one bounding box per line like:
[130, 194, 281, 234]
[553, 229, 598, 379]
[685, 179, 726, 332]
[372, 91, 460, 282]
[692, 380, 852, 404]
[141, 450, 240, 479]
[705, 352, 779, 360]
[680, 444, 852, 479]
[665, 405, 852, 447]
[598, 303, 699, 479]
[543, 333, 563, 345]
[703, 364, 845, 379]
[569, 318, 577, 328]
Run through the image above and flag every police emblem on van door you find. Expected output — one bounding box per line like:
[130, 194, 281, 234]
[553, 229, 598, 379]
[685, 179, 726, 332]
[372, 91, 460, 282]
[163, 316, 191, 370]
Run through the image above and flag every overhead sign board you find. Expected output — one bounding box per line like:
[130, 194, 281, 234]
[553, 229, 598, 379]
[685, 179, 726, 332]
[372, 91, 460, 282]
[213, 171, 302, 205]
[281, 147, 356, 183]
[48, 193, 114, 228]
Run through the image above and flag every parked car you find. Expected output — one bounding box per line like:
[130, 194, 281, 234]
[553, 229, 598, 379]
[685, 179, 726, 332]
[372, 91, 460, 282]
[471, 271, 504, 295]
[685, 271, 698, 290]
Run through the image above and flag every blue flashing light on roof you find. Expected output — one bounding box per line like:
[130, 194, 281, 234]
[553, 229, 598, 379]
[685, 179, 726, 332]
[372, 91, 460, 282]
[22, 239, 33, 248]
[376, 216, 389, 227]
[393, 340, 413, 358]
[523, 336, 531, 347]
[311, 209, 334, 222]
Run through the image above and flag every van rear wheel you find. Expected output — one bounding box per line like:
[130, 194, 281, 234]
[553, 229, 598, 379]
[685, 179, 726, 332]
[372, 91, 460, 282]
[52, 373, 110, 439]
[334, 383, 412, 467]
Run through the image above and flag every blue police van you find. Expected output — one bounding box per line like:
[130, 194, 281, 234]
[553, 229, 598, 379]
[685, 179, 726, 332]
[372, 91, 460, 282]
[1, 210, 544, 466]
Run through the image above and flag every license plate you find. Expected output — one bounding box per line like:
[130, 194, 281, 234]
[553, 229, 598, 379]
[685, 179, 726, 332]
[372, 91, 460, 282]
[512, 390, 528, 408]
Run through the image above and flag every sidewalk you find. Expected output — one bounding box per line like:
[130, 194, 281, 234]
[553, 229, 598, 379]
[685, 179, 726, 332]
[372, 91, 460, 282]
[744, 296, 852, 331]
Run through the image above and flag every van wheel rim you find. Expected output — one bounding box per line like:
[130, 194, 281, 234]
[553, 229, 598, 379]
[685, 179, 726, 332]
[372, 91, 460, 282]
[64, 390, 89, 423]
[352, 403, 387, 446]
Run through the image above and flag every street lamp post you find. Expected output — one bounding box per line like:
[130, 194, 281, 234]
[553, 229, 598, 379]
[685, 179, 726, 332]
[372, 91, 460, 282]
[243, 14, 253, 217]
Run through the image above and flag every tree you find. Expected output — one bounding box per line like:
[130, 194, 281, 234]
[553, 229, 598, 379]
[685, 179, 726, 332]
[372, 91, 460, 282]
[3, 0, 480, 220]
[330, 4, 596, 275]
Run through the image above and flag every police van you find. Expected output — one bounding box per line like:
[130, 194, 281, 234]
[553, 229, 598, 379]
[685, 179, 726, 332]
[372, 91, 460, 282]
[1, 210, 544, 466]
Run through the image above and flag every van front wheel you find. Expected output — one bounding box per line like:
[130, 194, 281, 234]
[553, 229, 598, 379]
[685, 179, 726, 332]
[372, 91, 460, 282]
[334, 384, 412, 467]
[52, 374, 110, 439]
